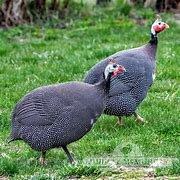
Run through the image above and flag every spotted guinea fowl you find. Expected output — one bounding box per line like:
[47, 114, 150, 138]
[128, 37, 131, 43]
[84, 16, 169, 125]
[8, 61, 125, 165]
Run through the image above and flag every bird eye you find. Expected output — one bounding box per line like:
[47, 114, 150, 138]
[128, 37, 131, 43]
[113, 64, 117, 68]
[158, 22, 161, 25]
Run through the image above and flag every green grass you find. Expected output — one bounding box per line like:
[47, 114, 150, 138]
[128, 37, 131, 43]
[0, 7, 180, 179]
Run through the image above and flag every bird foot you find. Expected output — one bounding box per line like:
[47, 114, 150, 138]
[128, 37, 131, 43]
[70, 159, 78, 165]
[135, 115, 146, 124]
[116, 117, 124, 126]
[39, 157, 47, 166]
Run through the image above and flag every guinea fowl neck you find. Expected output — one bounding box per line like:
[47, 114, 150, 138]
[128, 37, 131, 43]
[145, 33, 158, 60]
[149, 33, 158, 45]
[95, 73, 112, 96]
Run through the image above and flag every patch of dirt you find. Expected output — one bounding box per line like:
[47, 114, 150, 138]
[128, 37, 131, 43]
[0, 176, 9, 180]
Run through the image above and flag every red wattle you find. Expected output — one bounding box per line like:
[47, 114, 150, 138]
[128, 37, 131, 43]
[153, 24, 166, 33]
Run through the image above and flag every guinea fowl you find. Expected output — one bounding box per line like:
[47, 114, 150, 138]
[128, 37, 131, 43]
[8, 61, 125, 165]
[84, 16, 169, 125]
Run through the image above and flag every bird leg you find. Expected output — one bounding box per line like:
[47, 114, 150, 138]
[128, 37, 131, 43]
[134, 112, 145, 124]
[62, 146, 74, 164]
[116, 116, 124, 126]
[39, 151, 47, 165]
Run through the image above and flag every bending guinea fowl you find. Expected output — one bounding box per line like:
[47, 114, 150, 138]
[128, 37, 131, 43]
[8, 62, 125, 165]
[84, 16, 169, 125]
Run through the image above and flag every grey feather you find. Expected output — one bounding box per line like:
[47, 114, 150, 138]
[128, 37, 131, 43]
[10, 82, 105, 151]
[9, 62, 125, 161]
[84, 43, 156, 117]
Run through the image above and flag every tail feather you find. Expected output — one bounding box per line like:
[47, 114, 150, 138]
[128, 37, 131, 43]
[9, 110, 21, 143]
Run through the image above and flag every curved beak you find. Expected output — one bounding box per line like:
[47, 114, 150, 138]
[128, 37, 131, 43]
[112, 65, 126, 77]
[121, 66, 126, 73]
[118, 65, 126, 73]
[165, 23, 169, 29]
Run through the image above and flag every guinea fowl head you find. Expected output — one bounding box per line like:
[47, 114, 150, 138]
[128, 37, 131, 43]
[104, 61, 126, 80]
[101, 60, 125, 94]
[151, 15, 169, 36]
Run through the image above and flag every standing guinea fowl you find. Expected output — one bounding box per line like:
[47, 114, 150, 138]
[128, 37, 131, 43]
[84, 16, 169, 125]
[8, 61, 125, 164]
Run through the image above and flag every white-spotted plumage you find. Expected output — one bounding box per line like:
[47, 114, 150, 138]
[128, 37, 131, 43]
[9, 63, 125, 163]
[84, 17, 169, 120]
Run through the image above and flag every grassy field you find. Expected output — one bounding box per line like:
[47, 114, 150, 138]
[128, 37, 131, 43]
[0, 6, 179, 179]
